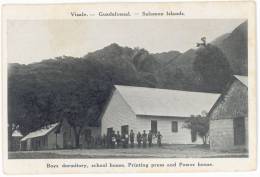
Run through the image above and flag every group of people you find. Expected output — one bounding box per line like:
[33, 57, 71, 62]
[84, 129, 163, 149]
[135, 130, 163, 148]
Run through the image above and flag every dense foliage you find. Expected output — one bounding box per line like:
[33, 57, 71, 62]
[184, 112, 209, 144]
[193, 44, 233, 92]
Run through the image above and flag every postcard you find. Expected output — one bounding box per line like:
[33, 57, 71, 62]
[1, 1, 256, 174]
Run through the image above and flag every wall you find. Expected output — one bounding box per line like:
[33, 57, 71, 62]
[209, 80, 248, 120]
[80, 126, 101, 148]
[11, 137, 22, 151]
[101, 89, 204, 144]
[209, 79, 248, 151]
[136, 116, 203, 144]
[210, 118, 248, 151]
[22, 121, 101, 150]
[26, 139, 31, 150]
[56, 118, 76, 149]
[47, 131, 59, 149]
[47, 119, 101, 149]
[101, 89, 137, 134]
[28, 131, 57, 150]
[210, 119, 234, 150]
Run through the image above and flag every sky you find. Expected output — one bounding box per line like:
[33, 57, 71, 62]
[7, 19, 245, 64]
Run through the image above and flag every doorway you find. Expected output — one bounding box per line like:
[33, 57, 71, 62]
[233, 117, 245, 145]
[151, 120, 157, 134]
[121, 125, 129, 137]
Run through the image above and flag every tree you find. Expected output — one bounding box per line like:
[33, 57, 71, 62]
[184, 112, 209, 145]
[55, 79, 104, 148]
[193, 44, 232, 92]
[196, 37, 207, 47]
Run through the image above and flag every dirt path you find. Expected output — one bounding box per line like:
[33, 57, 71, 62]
[9, 145, 248, 159]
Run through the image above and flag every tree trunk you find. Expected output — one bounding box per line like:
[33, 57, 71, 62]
[75, 133, 80, 148]
[73, 126, 81, 148]
[203, 136, 207, 145]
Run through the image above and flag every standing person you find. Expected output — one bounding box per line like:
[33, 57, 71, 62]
[106, 133, 111, 148]
[137, 132, 142, 148]
[93, 136, 98, 149]
[156, 131, 163, 147]
[90, 135, 95, 149]
[111, 131, 116, 149]
[102, 134, 106, 148]
[142, 130, 147, 148]
[125, 133, 129, 148]
[116, 131, 121, 148]
[130, 129, 135, 148]
[148, 130, 153, 147]
[86, 135, 92, 149]
[121, 135, 125, 148]
[96, 135, 102, 149]
[122, 133, 129, 148]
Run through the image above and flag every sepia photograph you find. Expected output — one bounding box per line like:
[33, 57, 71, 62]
[1, 1, 257, 174]
[7, 19, 249, 159]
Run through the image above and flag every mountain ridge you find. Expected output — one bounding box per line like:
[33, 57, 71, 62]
[8, 21, 248, 135]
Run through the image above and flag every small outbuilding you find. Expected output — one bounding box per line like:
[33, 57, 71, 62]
[21, 118, 100, 151]
[209, 75, 248, 151]
[101, 85, 220, 144]
[10, 130, 23, 151]
[21, 122, 61, 151]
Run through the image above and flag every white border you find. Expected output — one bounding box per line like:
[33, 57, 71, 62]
[0, 0, 259, 177]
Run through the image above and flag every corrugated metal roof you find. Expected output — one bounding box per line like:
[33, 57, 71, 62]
[12, 130, 23, 137]
[234, 75, 248, 87]
[115, 85, 220, 118]
[21, 123, 59, 141]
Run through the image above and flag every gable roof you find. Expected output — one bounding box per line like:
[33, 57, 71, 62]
[115, 85, 220, 117]
[207, 75, 248, 120]
[12, 130, 23, 137]
[234, 75, 248, 87]
[21, 123, 59, 142]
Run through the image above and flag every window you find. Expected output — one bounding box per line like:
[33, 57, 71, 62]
[107, 128, 113, 137]
[172, 121, 178, 132]
[151, 120, 157, 133]
[121, 125, 129, 136]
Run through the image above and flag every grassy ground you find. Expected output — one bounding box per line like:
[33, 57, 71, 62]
[8, 144, 248, 159]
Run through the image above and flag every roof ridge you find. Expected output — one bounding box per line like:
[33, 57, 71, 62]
[233, 75, 248, 87]
[233, 74, 248, 77]
[114, 85, 220, 117]
[21, 122, 59, 141]
[115, 85, 220, 95]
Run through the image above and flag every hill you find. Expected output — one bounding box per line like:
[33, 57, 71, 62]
[212, 21, 248, 75]
[156, 20, 248, 91]
[8, 21, 248, 136]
